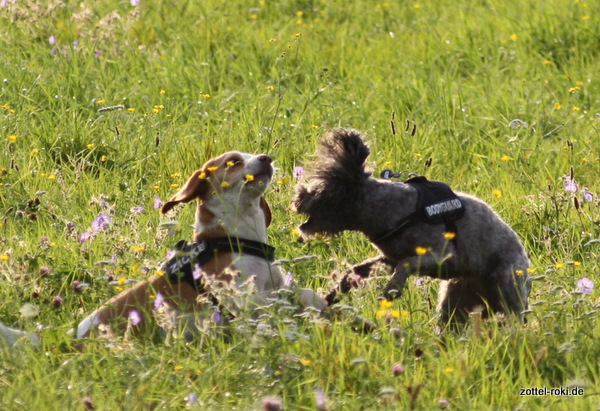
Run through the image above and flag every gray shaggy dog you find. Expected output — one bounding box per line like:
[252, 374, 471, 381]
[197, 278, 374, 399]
[293, 128, 532, 327]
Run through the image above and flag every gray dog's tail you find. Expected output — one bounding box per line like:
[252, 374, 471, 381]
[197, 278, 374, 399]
[316, 128, 372, 183]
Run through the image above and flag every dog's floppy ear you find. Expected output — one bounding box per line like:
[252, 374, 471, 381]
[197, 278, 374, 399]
[260, 197, 272, 228]
[161, 170, 209, 214]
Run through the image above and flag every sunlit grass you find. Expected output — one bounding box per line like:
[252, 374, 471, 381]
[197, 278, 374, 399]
[1, 0, 599, 409]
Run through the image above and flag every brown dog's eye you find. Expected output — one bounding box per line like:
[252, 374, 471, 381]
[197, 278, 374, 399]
[226, 157, 243, 168]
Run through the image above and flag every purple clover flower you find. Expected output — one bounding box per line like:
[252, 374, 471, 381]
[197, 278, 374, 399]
[166, 249, 177, 259]
[186, 392, 197, 406]
[131, 0, 140, 6]
[212, 310, 222, 325]
[153, 196, 163, 209]
[577, 277, 594, 294]
[153, 292, 165, 310]
[128, 310, 141, 326]
[314, 387, 327, 411]
[293, 166, 305, 180]
[130, 206, 144, 214]
[192, 264, 202, 281]
[284, 271, 293, 287]
[584, 190, 593, 202]
[92, 213, 111, 231]
[49, 35, 56, 46]
[79, 231, 92, 243]
[564, 177, 578, 193]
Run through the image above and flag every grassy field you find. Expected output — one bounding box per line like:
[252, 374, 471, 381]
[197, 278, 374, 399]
[1, 0, 599, 409]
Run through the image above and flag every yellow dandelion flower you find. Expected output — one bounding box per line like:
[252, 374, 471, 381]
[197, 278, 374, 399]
[568, 87, 580, 93]
[0, 254, 10, 262]
[299, 358, 312, 366]
[170, 183, 180, 189]
[30, 148, 40, 155]
[555, 263, 564, 270]
[575, 81, 584, 86]
[444, 367, 455, 373]
[415, 153, 422, 158]
[245, 174, 255, 182]
[118, 277, 126, 285]
[414, 4, 421, 9]
[295, 32, 303, 37]
[101, 155, 107, 162]
[40, 173, 48, 178]
[50, 242, 56, 247]
[131, 245, 145, 253]
[527, 268, 535, 274]
[48, 174, 56, 180]
[573, 261, 582, 267]
[493, 189, 502, 199]
[582, 15, 590, 21]
[156, 270, 165, 277]
[174, 365, 184, 371]
[97, 99, 106, 104]
[554, 102, 562, 110]
[198, 172, 207, 180]
[153, 184, 160, 190]
[501, 155, 513, 161]
[160, 89, 166, 95]
[291, 228, 300, 236]
[390, 310, 400, 319]
[443, 232, 456, 240]
[543, 60, 553, 65]
[510, 34, 518, 41]
[572, 106, 580, 112]
[114, 286, 123, 292]
[267, 85, 275, 91]
[384, 161, 392, 166]
[87, 143, 96, 149]
[376, 309, 387, 319]
[311, 125, 319, 129]
[226, 161, 235, 167]
[515, 270, 524, 276]
[400, 310, 409, 318]
[380, 299, 393, 310]
[415, 246, 428, 256]
[127, 107, 136, 112]
[8, 135, 17, 143]
[207, 166, 219, 172]
[278, 176, 290, 185]
[204, 94, 211, 99]
[221, 181, 230, 188]
[296, 11, 303, 17]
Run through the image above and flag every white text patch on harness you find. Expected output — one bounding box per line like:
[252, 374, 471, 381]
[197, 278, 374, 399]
[425, 199, 463, 218]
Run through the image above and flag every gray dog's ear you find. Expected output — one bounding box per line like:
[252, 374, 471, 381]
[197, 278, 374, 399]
[293, 186, 320, 235]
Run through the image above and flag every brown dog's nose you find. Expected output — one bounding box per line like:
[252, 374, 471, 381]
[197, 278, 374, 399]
[257, 155, 272, 164]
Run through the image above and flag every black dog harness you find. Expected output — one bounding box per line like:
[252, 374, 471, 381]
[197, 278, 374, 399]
[164, 237, 276, 293]
[374, 176, 465, 243]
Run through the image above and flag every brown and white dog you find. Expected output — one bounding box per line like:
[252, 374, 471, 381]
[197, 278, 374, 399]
[0, 151, 327, 346]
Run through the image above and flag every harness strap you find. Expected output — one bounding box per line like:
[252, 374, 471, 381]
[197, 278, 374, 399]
[164, 237, 275, 292]
[373, 176, 465, 245]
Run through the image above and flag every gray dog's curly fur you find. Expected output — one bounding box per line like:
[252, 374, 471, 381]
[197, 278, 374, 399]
[294, 128, 532, 327]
